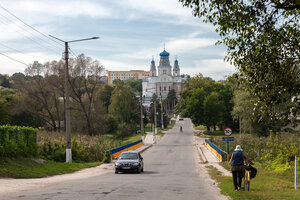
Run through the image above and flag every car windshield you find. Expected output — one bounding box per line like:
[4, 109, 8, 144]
[119, 153, 138, 160]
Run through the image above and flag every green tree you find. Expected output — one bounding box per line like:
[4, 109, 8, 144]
[179, 0, 300, 122]
[0, 74, 11, 88]
[97, 84, 114, 112]
[108, 80, 139, 136]
[0, 88, 13, 124]
[166, 89, 177, 114]
[125, 79, 142, 93]
[68, 54, 106, 135]
[203, 92, 224, 131]
[176, 74, 216, 125]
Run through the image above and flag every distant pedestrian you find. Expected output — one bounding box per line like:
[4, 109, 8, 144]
[180, 126, 183, 132]
[229, 145, 250, 191]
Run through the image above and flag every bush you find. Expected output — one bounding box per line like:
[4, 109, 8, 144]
[212, 131, 300, 173]
[38, 133, 122, 162]
[116, 123, 137, 138]
[0, 125, 38, 158]
[105, 115, 118, 134]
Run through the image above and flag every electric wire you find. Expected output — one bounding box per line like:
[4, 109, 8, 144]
[0, 4, 64, 48]
[0, 42, 51, 60]
[0, 52, 28, 66]
[0, 13, 61, 55]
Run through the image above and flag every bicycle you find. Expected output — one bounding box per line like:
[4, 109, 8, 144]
[244, 168, 251, 191]
[244, 163, 256, 191]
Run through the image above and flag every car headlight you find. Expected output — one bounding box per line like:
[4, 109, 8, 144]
[115, 162, 121, 166]
[133, 162, 139, 166]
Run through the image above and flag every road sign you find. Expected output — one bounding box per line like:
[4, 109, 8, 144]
[224, 127, 232, 136]
[222, 137, 235, 141]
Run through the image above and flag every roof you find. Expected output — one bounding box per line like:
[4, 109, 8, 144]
[159, 50, 170, 57]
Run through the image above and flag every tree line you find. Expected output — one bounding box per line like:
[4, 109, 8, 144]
[0, 54, 179, 137]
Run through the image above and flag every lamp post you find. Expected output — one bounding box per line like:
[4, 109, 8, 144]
[154, 98, 157, 135]
[160, 96, 164, 129]
[49, 35, 99, 163]
[140, 92, 144, 143]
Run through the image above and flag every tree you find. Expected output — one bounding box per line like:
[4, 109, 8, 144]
[124, 79, 142, 93]
[217, 81, 236, 130]
[179, 0, 300, 122]
[176, 74, 216, 125]
[0, 74, 11, 88]
[97, 84, 114, 112]
[166, 89, 177, 114]
[108, 80, 139, 136]
[15, 61, 63, 131]
[68, 54, 105, 135]
[203, 92, 224, 131]
[0, 88, 14, 124]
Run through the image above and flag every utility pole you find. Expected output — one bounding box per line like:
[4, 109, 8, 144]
[49, 35, 99, 163]
[140, 93, 144, 143]
[161, 96, 164, 129]
[64, 41, 71, 163]
[154, 98, 157, 135]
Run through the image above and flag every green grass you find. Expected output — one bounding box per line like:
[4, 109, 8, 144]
[0, 157, 101, 178]
[120, 133, 143, 145]
[207, 163, 300, 200]
[194, 125, 207, 131]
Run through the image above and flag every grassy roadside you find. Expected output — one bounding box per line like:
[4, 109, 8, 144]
[207, 163, 300, 200]
[0, 158, 101, 178]
[0, 121, 176, 179]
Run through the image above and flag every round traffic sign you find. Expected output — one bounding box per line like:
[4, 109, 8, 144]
[224, 127, 232, 136]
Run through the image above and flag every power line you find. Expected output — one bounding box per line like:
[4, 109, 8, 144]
[69, 47, 78, 58]
[0, 4, 64, 48]
[0, 42, 51, 60]
[0, 52, 28, 66]
[0, 17, 60, 55]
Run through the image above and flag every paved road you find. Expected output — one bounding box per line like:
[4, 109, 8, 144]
[4, 119, 227, 200]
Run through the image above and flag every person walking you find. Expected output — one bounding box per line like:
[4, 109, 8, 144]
[229, 145, 250, 191]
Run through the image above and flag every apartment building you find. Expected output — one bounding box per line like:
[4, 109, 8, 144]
[107, 70, 150, 84]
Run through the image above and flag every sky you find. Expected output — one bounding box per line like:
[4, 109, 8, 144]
[0, 0, 236, 81]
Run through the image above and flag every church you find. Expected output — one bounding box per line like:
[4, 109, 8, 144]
[142, 49, 185, 105]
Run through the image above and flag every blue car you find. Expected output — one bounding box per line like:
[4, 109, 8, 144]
[115, 151, 144, 174]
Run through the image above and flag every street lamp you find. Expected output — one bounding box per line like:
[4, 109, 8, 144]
[139, 92, 145, 143]
[49, 35, 99, 163]
[160, 96, 164, 129]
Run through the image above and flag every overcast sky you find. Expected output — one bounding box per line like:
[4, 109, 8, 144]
[0, 0, 236, 80]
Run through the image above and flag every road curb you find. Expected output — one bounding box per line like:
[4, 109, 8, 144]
[139, 144, 153, 153]
[196, 144, 208, 163]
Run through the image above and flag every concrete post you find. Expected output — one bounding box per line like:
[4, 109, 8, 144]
[296, 155, 298, 189]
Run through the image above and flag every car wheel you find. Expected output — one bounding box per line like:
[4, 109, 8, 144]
[141, 167, 144, 172]
[115, 170, 118, 174]
[137, 167, 141, 174]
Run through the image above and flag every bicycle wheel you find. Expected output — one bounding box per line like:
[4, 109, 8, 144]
[244, 171, 250, 191]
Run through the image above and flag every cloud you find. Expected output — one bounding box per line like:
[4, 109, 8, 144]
[0, 52, 60, 75]
[111, 32, 217, 61]
[186, 59, 237, 80]
[6, 0, 113, 19]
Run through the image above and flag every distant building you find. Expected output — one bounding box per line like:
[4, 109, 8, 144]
[107, 70, 150, 84]
[142, 49, 186, 105]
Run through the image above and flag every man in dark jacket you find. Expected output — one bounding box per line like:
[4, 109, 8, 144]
[229, 145, 250, 191]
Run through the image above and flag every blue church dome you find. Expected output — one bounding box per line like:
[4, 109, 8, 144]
[160, 50, 170, 57]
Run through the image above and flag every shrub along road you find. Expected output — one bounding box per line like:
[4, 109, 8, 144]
[2, 119, 228, 200]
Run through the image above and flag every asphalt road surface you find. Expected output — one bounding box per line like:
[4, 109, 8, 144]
[5, 119, 227, 200]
